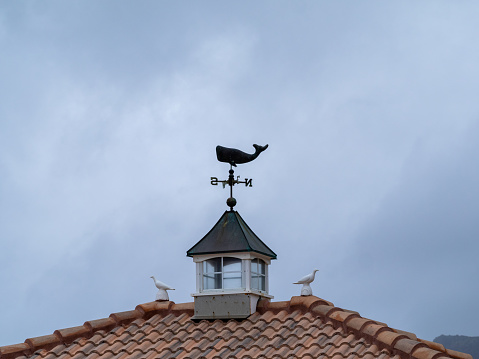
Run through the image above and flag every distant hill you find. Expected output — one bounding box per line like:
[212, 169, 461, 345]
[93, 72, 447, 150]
[434, 335, 479, 358]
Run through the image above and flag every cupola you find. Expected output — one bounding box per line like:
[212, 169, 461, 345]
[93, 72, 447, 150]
[187, 144, 275, 320]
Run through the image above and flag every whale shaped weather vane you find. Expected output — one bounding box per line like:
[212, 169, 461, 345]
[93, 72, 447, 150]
[211, 144, 268, 210]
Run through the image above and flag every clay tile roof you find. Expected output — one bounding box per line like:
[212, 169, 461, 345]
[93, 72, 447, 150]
[0, 296, 472, 359]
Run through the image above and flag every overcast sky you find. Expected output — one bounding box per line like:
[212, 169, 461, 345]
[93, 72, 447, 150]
[1, 1, 479, 347]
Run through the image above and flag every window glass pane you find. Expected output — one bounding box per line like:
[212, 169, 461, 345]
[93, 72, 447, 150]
[224, 275, 242, 289]
[258, 260, 266, 275]
[203, 273, 221, 289]
[251, 275, 265, 291]
[223, 271, 241, 279]
[251, 259, 258, 274]
[202, 257, 245, 291]
[203, 258, 221, 273]
[260, 276, 266, 291]
[223, 257, 241, 272]
[251, 274, 259, 290]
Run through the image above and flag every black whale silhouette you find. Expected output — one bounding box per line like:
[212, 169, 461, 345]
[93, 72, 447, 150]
[216, 144, 268, 166]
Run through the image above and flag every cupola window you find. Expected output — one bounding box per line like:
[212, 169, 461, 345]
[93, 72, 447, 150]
[202, 257, 242, 290]
[251, 258, 266, 291]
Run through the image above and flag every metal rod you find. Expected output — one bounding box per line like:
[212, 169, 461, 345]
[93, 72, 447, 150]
[229, 165, 234, 199]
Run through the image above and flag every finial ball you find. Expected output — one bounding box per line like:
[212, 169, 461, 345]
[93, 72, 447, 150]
[227, 197, 237, 208]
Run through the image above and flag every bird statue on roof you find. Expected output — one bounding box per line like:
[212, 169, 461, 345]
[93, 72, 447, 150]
[293, 269, 319, 296]
[150, 276, 175, 301]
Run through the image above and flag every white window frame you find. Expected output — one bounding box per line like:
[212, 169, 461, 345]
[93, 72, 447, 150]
[192, 252, 272, 297]
[251, 258, 267, 292]
[202, 257, 243, 291]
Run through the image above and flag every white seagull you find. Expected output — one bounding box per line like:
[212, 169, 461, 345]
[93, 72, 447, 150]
[293, 269, 319, 284]
[151, 276, 175, 301]
[293, 269, 319, 296]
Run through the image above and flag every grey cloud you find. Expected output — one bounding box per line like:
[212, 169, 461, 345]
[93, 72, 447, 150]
[1, 0, 479, 347]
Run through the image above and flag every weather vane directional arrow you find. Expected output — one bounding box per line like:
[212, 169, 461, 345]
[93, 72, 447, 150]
[211, 144, 268, 210]
[210, 175, 252, 189]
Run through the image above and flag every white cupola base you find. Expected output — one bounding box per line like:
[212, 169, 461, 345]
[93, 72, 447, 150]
[192, 293, 261, 320]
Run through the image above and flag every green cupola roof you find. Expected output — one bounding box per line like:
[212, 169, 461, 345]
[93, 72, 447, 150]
[187, 210, 277, 259]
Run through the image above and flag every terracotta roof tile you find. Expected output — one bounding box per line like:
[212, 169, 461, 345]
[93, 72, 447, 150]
[361, 323, 389, 338]
[394, 338, 427, 355]
[419, 339, 446, 353]
[347, 317, 378, 333]
[53, 325, 91, 345]
[0, 296, 473, 359]
[76, 339, 99, 355]
[412, 347, 449, 359]
[25, 334, 60, 353]
[84, 317, 116, 332]
[312, 304, 340, 318]
[444, 348, 474, 359]
[329, 309, 360, 325]
[376, 331, 408, 348]
[70, 351, 92, 359]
